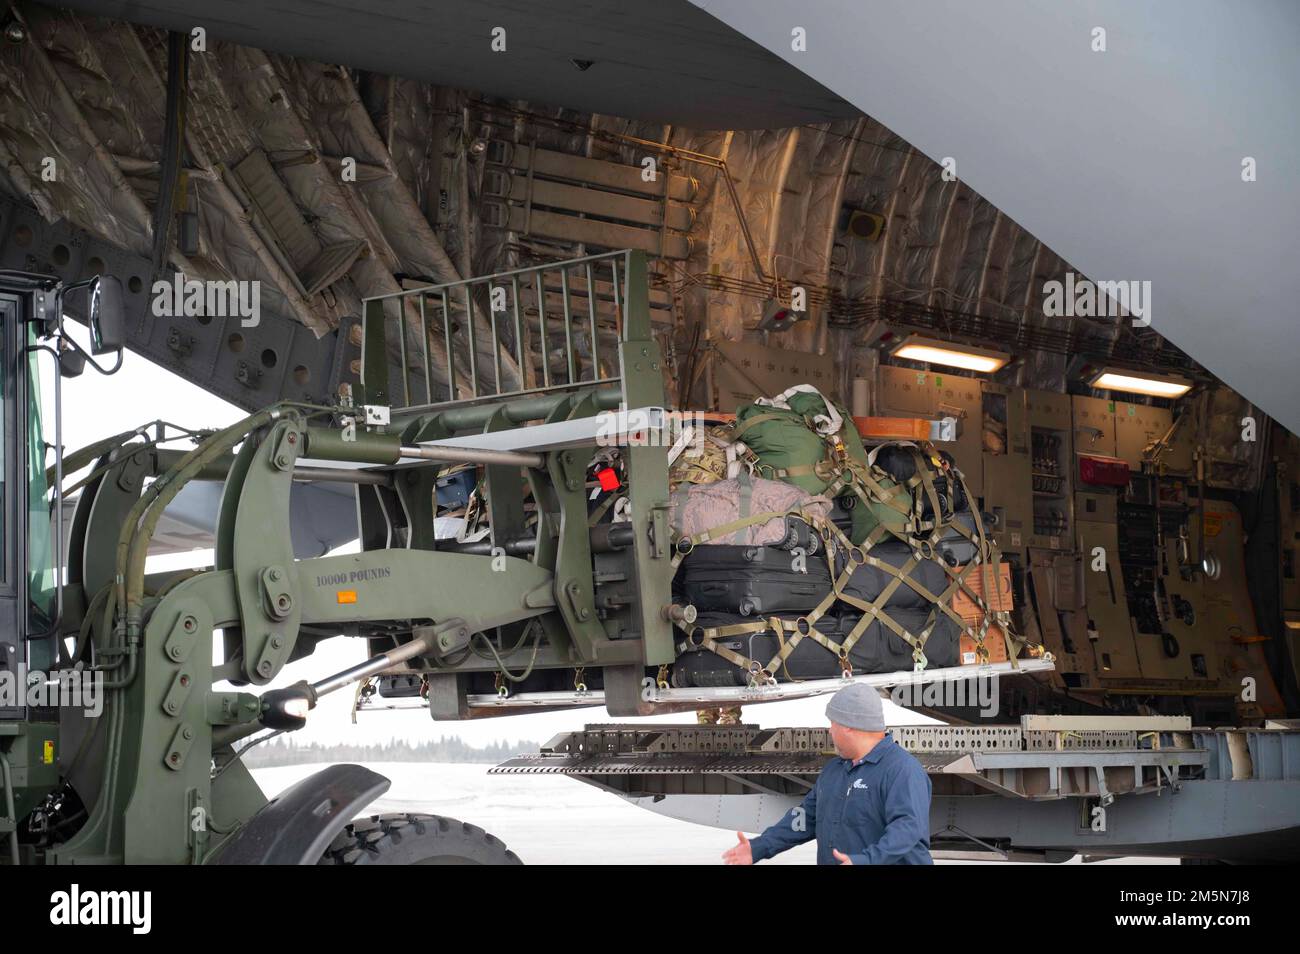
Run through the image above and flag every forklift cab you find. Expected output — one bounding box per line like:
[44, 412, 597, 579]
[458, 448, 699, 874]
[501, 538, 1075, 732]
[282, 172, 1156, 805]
[0, 271, 124, 711]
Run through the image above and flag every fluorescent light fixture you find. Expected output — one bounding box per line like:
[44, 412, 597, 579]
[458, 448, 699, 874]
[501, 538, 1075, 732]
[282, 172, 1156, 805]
[1089, 368, 1192, 399]
[890, 335, 1010, 374]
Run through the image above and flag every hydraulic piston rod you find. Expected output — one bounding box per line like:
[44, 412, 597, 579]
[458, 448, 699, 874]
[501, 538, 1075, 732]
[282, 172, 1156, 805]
[302, 426, 544, 468]
[311, 622, 459, 696]
[217, 622, 465, 745]
[398, 444, 544, 468]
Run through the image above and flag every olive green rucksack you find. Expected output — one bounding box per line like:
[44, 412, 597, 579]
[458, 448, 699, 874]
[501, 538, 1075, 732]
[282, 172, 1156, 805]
[732, 386, 909, 544]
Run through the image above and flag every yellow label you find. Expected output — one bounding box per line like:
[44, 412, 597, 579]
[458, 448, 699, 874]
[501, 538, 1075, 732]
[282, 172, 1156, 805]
[337, 590, 357, 604]
[1203, 513, 1223, 537]
[43, 740, 54, 764]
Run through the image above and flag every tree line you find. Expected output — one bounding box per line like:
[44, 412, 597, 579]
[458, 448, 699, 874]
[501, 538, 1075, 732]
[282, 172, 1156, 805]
[241, 734, 540, 767]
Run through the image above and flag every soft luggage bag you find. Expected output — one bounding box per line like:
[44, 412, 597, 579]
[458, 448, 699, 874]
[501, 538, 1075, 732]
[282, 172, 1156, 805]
[842, 613, 915, 673]
[678, 545, 833, 616]
[670, 608, 960, 687]
[732, 387, 870, 497]
[834, 607, 959, 672]
[669, 473, 830, 549]
[672, 613, 861, 686]
[907, 607, 960, 669]
[838, 539, 947, 611]
[870, 445, 968, 518]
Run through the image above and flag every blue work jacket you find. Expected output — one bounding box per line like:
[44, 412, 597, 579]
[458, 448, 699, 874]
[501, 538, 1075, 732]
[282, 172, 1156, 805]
[748, 733, 933, 864]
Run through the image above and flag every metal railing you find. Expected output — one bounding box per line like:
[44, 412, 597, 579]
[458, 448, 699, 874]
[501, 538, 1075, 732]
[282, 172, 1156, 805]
[360, 249, 651, 412]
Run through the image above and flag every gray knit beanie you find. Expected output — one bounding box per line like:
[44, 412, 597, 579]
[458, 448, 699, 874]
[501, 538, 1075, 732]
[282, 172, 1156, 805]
[825, 683, 886, 732]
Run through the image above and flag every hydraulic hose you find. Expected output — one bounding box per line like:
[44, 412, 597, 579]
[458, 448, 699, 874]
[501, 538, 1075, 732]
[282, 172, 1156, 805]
[117, 408, 280, 640]
[99, 409, 277, 690]
[105, 401, 356, 688]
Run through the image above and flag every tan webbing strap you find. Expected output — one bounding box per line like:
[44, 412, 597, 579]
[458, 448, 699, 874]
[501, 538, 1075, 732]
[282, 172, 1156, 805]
[771, 617, 803, 682]
[754, 614, 858, 677]
[587, 493, 619, 528]
[673, 616, 775, 683]
[672, 444, 1022, 680]
[730, 412, 789, 443]
[799, 510, 935, 664]
[911, 459, 1004, 662]
[669, 507, 794, 569]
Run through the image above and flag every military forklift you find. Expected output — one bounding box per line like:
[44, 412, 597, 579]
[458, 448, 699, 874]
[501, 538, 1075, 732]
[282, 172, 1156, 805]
[0, 249, 782, 864]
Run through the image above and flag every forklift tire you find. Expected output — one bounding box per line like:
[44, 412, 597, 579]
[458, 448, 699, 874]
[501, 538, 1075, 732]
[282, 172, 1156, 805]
[319, 813, 523, 865]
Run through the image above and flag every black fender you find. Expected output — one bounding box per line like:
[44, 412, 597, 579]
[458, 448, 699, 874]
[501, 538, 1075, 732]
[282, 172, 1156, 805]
[210, 763, 391, 865]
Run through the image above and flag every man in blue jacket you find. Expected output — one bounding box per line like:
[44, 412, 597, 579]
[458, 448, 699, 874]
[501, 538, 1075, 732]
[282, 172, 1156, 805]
[721, 683, 933, 865]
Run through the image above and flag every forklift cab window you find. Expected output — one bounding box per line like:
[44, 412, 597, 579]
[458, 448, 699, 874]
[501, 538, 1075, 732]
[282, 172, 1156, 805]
[27, 322, 55, 630]
[0, 308, 4, 587]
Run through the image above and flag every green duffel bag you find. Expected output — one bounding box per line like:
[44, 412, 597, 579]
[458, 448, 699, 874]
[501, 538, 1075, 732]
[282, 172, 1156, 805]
[733, 385, 910, 544]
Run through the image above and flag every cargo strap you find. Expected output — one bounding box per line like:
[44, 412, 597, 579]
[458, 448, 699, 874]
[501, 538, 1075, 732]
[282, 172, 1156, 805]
[890, 443, 1009, 666]
[866, 442, 958, 529]
[730, 411, 793, 442]
[819, 458, 920, 529]
[588, 490, 616, 527]
[668, 506, 824, 571]
[673, 442, 1020, 680]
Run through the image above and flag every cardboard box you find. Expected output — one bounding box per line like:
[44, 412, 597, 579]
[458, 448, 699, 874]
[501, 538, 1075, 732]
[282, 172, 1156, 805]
[853, 416, 932, 440]
[951, 563, 1014, 621]
[960, 625, 1010, 665]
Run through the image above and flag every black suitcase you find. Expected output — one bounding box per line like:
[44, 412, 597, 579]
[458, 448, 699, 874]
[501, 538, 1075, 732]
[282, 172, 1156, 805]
[924, 510, 990, 566]
[871, 446, 967, 518]
[671, 608, 959, 687]
[671, 613, 843, 686]
[839, 539, 947, 611]
[906, 607, 959, 669]
[839, 607, 959, 671]
[678, 544, 834, 617]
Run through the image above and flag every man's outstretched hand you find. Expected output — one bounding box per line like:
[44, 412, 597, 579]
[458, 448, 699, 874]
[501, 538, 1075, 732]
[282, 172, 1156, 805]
[832, 849, 854, 865]
[722, 831, 754, 865]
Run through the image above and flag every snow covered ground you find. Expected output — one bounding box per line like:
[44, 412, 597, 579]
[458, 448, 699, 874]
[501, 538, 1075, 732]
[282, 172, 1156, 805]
[250, 762, 1175, 865]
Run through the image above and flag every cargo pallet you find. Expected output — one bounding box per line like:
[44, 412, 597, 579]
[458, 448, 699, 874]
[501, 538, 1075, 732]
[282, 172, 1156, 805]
[493, 716, 1300, 863]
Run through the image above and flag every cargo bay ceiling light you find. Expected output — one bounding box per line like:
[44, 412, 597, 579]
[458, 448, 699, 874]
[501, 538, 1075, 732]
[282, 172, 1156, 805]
[890, 334, 1010, 374]
[1088, 368, 1192, 398]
